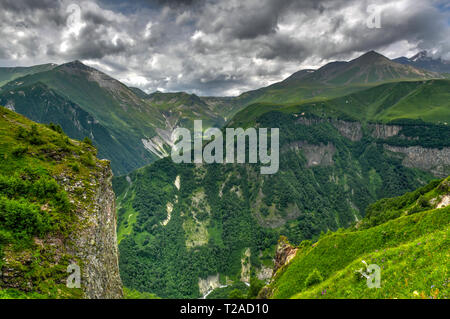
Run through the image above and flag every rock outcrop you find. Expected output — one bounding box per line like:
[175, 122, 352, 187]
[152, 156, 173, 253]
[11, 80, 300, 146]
[369, 123, 402, 139]
[0, 107, 123, 298]
[66, 162, 123, 299]
[296, 117, 363, 141]
[273, 237, 298, 276]
[384, 145, 450, 178]
[287, 141, 336, 167]
[256, 236, 298, 299]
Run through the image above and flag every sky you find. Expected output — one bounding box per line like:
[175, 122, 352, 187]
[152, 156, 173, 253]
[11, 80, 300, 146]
[0, 0, 449, 96]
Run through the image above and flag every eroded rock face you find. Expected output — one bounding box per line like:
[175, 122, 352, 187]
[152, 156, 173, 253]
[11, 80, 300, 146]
[332, 120, 363, 141]
[369, 124, 402, 139]
[273, 237, 298, 276]
[67, 163, 123, 299]
[198, 274, 221, 296]
[296, 117, 407, 142]
[287, 141, 336, 167]
[241, 248, 251, 283]
[384, 145, 450, 178]
[0, 162, 123, 299]
[257, 237, 298, 299]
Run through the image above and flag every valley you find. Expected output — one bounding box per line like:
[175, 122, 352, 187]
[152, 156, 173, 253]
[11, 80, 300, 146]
[0, 50, 449, 299]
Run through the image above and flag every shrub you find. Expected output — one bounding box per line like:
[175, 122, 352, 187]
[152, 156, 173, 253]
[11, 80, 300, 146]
[29, 125, 44, 145]
[70, 163, 80, 172]
[12, 145, 28, 157]
[248, 277, 265, 298]
[81, 153, 95, 167]
[0, 197, 52, 236]
[47, 123, 64, 134]
[83, 137, 93, 146]
[417, 195, 430, 208]
[305, 269, 323, 287]
[228, 289, 246, 299]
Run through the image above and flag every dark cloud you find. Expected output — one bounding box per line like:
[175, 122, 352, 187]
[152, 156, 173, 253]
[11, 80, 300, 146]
[0, 0, 60, 13]
[0, 0, 449, 95]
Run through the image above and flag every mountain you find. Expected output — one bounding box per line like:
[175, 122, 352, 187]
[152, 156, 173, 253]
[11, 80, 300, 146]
[129, 87, 150, 99]
[1, 49, 449, 300]
[0, 61, 246, 174]
[0, 82, 132, 171]
[394, 51, 450, 74]
[231, 79, 450, 127]
[235, 51, 442, 105]
[0, 63, 57, 87]
[0, 61, 166, 174]
[306, 51, 439, 84]
[0, 106, 122, 298]
[0, 51, 442, 175]
[262, 176, 449, 299]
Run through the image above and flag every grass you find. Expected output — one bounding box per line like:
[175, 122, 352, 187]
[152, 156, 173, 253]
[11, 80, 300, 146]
[293, 226, 449, 299]
[267, 177, 450, 299]
[230, 79, 450, 128]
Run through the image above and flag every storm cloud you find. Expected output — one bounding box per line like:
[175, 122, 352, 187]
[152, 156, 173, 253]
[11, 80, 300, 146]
[0, 0, 449, 96]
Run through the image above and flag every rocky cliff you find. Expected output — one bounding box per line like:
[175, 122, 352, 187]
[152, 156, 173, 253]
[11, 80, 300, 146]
[0, 106, 122, 299]
[296, 116, 450, 177]
[62, 162, 123, 299]
[384, 145, 450, 178]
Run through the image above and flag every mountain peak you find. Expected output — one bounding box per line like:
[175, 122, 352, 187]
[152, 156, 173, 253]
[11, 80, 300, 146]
[411, 50, 429, 62]
[353, 50, 389, 63]
[59, 60, 93, 71]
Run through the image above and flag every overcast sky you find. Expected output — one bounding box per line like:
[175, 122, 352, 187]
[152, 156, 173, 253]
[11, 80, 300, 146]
[1, 0, 449, 96]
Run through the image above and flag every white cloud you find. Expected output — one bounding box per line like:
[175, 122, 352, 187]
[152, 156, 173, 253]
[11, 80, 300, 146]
[0, 0, 448, 95]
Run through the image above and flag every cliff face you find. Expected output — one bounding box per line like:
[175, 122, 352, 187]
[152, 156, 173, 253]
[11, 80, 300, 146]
[273, 237, 298, 275]
[63, 163, 123, 299]
[257, 237, 297, 299]
[0, 106, 122, 299]
[384, 145, 450, 178]
[296, 116, 450, 177]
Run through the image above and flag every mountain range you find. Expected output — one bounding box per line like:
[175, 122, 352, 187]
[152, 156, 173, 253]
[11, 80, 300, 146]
[1, 50, 449, 299]
[0, 51, 448, 175]
[394, 51, 450, 74]
[110, 52, 449, 298]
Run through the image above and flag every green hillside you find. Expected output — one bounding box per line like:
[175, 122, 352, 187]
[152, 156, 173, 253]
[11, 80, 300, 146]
[0, 64, 57, 87]
[0, 82, 140, 174]
[0, 61, 165, 174]
[0, 106, 111, 298]
[264, 177, 449, 299]
[293, 79, 450, 124]
[233, 51, 442, 106]
[231, 79, 450, 127]
[145, 91, 225, 129]
[0, 62, 246, 174]
[114, 106, 445, 298]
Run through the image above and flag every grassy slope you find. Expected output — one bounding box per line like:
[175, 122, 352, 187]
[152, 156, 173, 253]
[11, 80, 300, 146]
[0, 106, 108, 298]
[267, 177, 450, 299]
[0, 64, 57, 87]
[299, 79, 450, 124]
[234, 51, 441, 108]
[0, 63, 165, 174]
[0, 82, 150, 174]
[231, 79, 450, 127]
[0, 63, 248, 174]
